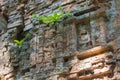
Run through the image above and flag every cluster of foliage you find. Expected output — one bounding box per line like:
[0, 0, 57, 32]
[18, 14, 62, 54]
[14, 39, 24, 46]
[41, 13, 63, 23]
[32, 12, 72, 24]
[31, 6, 72, 24]
[13, 32, 32, 46]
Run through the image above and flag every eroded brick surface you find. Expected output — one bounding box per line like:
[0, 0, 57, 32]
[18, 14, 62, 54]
[0, 0, 120, 80]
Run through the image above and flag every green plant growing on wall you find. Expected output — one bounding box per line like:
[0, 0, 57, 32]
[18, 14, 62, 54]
[14, 39, 24, 46]
[42, 13, 63, 24]
[31, 6, 72, 24]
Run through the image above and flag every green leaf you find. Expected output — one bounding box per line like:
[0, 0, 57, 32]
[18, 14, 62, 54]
[42, 16, 46, 20]
[57, 13, 63, 20]
[14, 40, 20, 45]
[14, 39, 24, 46]
[53, 13, 59, 20]
[48, 15, 55, 22]
[19, 39, 24, 45]
[42, 16, 50, 23]
[52, 13, 63, 21]
[53, 13, 58, 17]
[42, 16, 46, 22]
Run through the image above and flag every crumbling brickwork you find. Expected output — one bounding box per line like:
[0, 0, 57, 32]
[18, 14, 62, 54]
[0, 0, 120, 80]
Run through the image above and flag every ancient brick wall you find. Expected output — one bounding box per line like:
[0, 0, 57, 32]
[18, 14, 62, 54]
[0, 0, 120, 80]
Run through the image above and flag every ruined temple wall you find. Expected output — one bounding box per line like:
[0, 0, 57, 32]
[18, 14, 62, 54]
[0, 0, 120, 80]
